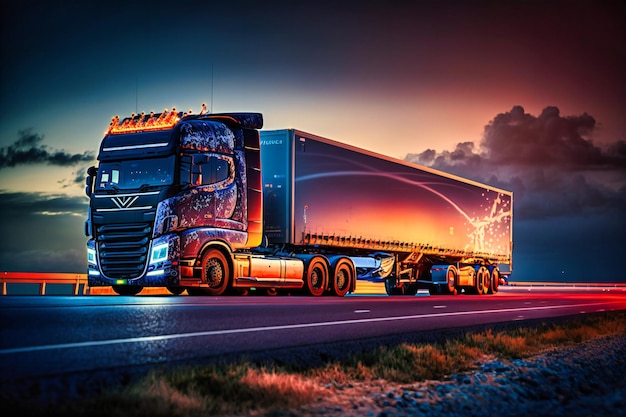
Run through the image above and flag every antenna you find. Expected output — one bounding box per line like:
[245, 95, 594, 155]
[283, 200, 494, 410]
[210, 64, 214, 113]
[135, 77, 139, 114]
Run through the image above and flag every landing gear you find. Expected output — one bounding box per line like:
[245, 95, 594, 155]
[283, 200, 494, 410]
[385, 278, 418, 295]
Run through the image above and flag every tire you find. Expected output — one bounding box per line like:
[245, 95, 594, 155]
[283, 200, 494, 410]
[489, 268, 500, 294]
[186, 287, 204, 296]
[385, 277, 404, 295]
[201, 248, 230, 296]
[167, 286, 185, 295]
[265, 288, 278, 296]
[331, 259, 353, 297]
[475, 266, 489, 295]
[305, 257, 328, 297]
[446, 267, 458, 295]
[112, 285, 142, 296]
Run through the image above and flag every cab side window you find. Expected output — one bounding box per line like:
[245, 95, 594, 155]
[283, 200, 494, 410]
[192, 155, 231, 186]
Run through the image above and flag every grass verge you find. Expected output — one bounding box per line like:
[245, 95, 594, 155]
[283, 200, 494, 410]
[15, 311, 626, 417]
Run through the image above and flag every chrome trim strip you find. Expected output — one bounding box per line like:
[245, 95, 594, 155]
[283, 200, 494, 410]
[95, 206, 153, 212]
[102, 142, 169, 152]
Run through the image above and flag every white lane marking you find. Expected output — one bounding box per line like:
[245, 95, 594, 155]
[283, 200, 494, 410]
[0, 302, 620, 355]
[354, 310, 371, 313]
[433, 305, 447, 309]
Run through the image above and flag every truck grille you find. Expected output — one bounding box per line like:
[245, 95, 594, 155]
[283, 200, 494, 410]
[96, 223, 152, 279]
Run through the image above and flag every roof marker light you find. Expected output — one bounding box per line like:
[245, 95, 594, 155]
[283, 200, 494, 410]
[107, 107, 182, 134]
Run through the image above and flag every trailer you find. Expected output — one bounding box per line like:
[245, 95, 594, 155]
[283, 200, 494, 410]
[260, 129, 512, 295]
[85, 106, 512, 296]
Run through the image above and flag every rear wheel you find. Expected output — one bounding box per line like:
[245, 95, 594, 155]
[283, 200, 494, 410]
[112, 285, 142, 296]
[475, 267, 489, 295]
[446, 267, 458, 295]
[489, 268, 500, 294]
[305, 257, 328, 297]
[201, 249, 230, 296]
[331, 259, 353, 297]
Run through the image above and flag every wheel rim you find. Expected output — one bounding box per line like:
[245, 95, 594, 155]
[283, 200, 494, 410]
[333, 262, 352, 296]
[307, 259, 327, 296]
[483, 269, 490, 294]
[206, 258, 224, 288]
[336, 269, 348, 290]
[201, 249, 230, 296]
[310, 267, 322, 289]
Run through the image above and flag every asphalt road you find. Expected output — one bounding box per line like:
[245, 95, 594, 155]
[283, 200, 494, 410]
[1, 286, 625, 386]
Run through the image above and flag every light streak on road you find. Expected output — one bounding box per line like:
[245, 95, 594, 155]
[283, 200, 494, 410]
[1, 301, 620, 356]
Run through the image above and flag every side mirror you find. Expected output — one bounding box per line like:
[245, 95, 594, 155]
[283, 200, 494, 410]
[85, 166, 97, 197]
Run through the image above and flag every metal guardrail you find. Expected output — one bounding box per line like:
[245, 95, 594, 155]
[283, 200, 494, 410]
[1, 272, 88, 295]
[1, 272, 625, 295]
[508, 281, 626, 288]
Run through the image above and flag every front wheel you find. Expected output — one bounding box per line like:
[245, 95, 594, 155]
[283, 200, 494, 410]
[112, 285, 142, 296]
[201, 249, 230, 296]
[167, 286, 185, 295]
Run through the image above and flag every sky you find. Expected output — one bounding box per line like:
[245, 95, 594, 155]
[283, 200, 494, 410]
[0, 0, 624, 281]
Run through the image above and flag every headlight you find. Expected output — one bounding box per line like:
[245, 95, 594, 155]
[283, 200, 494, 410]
[150, 243, 169, 264]
[87, 248, 97, 265]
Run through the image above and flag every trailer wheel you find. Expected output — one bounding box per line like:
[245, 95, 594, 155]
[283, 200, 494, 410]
[201, 249, 230, 296]
[305, 257, 328, 297]
[331, 259, 353, 297]
[489, 268, 500, 294]
[475, 267, 489, 295]
[112, 285, 142, 296]
[446, 267, 458, 296]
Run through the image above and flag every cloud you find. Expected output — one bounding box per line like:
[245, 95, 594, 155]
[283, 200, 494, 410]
[0, 191, 87, 219]
[0, 191, 89, 273]
[58, 166, 91, 189]
[405, 106, 626, 281]
[405, 106, 626, 221]
[0, 129, 95, 169]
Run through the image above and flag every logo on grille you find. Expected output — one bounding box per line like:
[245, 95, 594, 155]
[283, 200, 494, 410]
[111, 195, 139, 209]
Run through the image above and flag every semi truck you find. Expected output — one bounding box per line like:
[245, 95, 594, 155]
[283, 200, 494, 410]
[85, 105, 513, 296]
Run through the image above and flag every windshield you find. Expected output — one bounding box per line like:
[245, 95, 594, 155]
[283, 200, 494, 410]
[97, 155, 175, 190]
